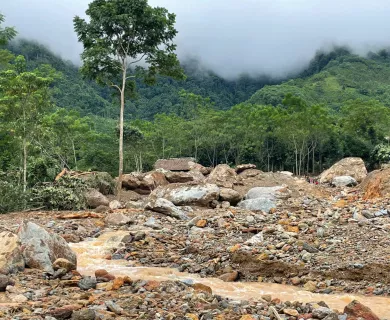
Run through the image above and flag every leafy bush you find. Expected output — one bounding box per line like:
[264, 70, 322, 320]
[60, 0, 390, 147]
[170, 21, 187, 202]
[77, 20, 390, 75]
[0, 180, 27, 213]
[371, 144, 390, 165]
[30, 176, 87, 210]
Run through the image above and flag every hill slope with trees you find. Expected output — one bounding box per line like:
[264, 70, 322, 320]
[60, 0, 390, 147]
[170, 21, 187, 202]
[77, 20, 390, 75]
[248, 47, 390, 108]
[8, 39, 275, 119]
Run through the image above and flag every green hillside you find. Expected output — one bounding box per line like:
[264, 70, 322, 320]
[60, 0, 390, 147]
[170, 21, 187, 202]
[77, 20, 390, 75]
[7, 39, 275, 119]
[248, 48, 390, 108]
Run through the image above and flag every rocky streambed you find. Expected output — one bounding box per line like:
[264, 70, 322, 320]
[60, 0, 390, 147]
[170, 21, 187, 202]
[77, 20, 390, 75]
[0, 159, 389, 319]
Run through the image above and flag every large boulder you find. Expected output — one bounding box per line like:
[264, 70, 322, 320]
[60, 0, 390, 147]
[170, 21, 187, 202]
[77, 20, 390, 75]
[105, 212, 133, 226]
[85, 189, 109, 208]
[237, 198, 276, 212]
[122, 174, 141, 190]
[245, 186, 291, 200]
[189, 162, 212, 175]
[235, 164, 256, 173]
[219, 188, 242, 205]
[122, 171, 168, 194]
[331, 176, 358, 187]
[142, 171, 168, 190]
[150, 183, 220, 207]
[0, 231, 24, 274]
[206, 164, 238, 188]
[361, 168, 390, 199]
[164, 171, 196, 183]
[344, 300, 380, 320]
[237, 186, 291, 212]
[145, 198, 189, 220]
[319, 157, 367, 183]
[17, 222, 77, 274]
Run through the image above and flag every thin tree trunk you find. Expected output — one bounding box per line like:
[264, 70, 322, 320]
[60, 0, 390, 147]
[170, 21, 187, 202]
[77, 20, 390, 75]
[23, 137, 27, 193]
[72, 139, 77, 170]
[22, 107, 27, 193]
[116, 63, 127, 199]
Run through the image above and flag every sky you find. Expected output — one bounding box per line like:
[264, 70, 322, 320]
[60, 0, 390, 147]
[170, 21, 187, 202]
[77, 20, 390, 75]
[2, 0, 390, 78]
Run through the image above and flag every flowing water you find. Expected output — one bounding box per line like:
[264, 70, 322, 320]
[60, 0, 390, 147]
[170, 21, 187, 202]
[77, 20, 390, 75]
[70, 231, 390, 318]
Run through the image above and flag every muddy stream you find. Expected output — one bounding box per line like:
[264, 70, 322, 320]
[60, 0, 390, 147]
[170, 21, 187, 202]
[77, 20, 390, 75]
[70, 231, 390, 318]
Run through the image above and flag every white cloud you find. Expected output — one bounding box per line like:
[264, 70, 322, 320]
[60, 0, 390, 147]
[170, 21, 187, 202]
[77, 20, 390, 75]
[2, 0, 390, 78]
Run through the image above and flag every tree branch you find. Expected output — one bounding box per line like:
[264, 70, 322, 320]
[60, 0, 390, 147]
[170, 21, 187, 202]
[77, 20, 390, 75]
[110, 83, 122, 92]
[128, 53, 146, 67]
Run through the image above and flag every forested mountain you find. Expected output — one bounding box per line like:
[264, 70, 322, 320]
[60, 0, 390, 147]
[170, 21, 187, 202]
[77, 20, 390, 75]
[248, 47, 390, 108]
[2, 13, 390, 213]
[7, 40, 275, 119]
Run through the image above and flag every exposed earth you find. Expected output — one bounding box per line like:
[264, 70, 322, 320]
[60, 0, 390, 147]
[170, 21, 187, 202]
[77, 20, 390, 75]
[0, 158, 389, 319]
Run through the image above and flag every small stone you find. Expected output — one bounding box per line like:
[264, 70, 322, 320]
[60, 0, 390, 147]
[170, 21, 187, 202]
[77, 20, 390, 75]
[0, 275, 9, 292]
[313, 307, 333, 319]
[112, 277, 125, 290]
[71, 309, 96, 320]
[303, 242, 319, 253]
[218, 271, 238, 282]
[304, 280, 317, 292]
[283, 308, 299, 316]
[192, 283, 212, 295]
[291, 276, 301, 285]
[196, 219, 207, 228]
[53, 258, 76, 273]
[78, 277, 97, 290]
[105, 300, 123, 315]
[262, 294, 272, 302]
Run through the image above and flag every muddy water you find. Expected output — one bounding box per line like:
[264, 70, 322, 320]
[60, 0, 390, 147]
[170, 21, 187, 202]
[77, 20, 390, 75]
[70, 231, 390, 318]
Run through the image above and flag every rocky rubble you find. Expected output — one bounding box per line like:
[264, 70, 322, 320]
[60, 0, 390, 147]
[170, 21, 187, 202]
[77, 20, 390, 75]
[0, 158, 388, 319]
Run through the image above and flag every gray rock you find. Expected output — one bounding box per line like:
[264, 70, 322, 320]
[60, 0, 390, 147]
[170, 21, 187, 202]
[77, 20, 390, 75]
[150, 183, 220, 207]
[105, 212, 133, 226]
[18, 222, 77, 274]
[331, 176, 358, 187]
[85, 189, 109, 208]
[143, 217, 162, 229]
[219, 188, 242, 205]
[78, 276, 97, 290]
[0, 275, 9, 291]
[245, 232, 264, 245]
[206, 164, 238, 188]
[319, 157, 367, 183]
[245, 186, 291, 200]
[323, 314, 339, 320]
[145, 198, 189, 220]
[164, 171, 196, 183]
[313, 306, 334, 319]
[237, 198, 276, 212]
[109, 200, 122, 210]
[362, 210, 374, 219]
[303, 242, 319, 253]
[71, 309, 96, 320]
[105, 300, 123, 315]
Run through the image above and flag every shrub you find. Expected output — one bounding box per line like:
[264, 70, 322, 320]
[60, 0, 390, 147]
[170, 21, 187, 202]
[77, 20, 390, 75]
[0, 180, 27, 213]
[30, 176, 87, 210]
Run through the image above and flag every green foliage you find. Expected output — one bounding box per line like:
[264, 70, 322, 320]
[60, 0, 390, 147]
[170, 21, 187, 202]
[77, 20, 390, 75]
[0, 172, 27, 213]
[7, 40, 271, 119]
[31, 176, 87, 211]
[371, 144, 390, 165]
[248, 47, 390, 108]
[73, 0, 185, 91]
[83, 172, 115, 195]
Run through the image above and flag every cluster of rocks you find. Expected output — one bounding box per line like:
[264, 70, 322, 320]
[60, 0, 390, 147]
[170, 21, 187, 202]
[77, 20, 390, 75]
[0, 266, 380, 320]
[0, 157, 388, 319]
